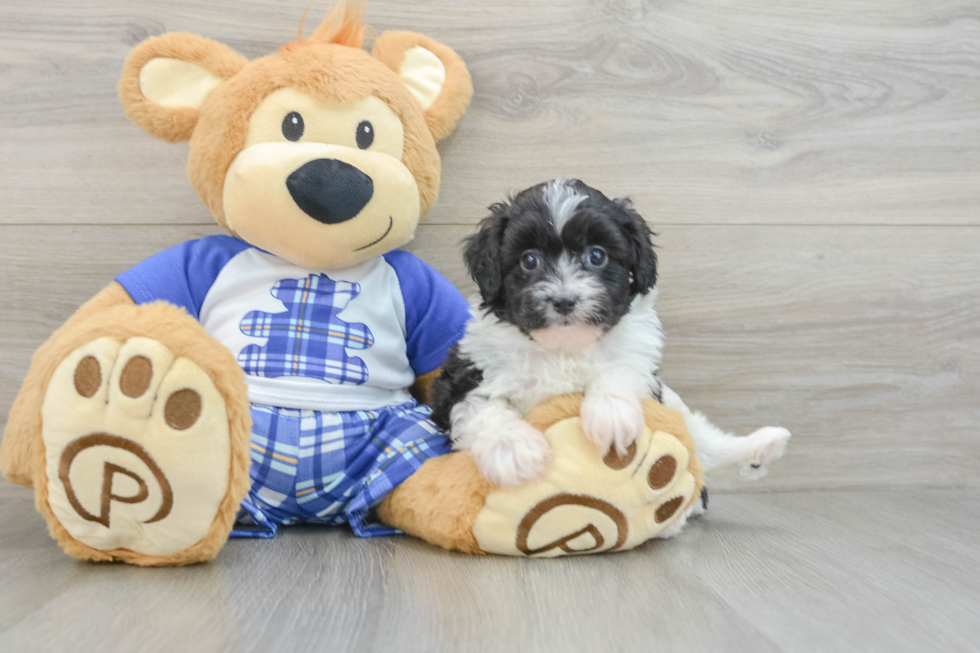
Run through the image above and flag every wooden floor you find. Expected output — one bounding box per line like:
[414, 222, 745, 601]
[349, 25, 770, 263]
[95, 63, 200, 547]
[2, 478, 978, 652]
[1, 0, 979, 650]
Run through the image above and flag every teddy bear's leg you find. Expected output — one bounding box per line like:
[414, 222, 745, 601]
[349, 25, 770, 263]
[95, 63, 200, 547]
[375, 368, 493, 553]
[376, 452, 493, 554]
[378, 396, 706, 557]
[2, 283, 252, 566]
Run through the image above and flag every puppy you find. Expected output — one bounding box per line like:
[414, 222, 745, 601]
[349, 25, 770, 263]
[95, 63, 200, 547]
[431, 179, 791, 500]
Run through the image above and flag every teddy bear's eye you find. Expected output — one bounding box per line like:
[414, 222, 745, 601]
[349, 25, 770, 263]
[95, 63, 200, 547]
[282, 112, 304, 141]
[356, 120, 374, 149]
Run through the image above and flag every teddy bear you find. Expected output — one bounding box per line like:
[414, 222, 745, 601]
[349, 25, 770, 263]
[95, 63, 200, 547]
[0, 2, 702, 565]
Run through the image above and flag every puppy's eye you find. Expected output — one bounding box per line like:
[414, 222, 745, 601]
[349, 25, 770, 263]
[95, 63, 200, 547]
[520, 251, 540, 272]
[356, 120, 374, 149]
[587, 246, 608, 268]
[282, 112, 304, 141]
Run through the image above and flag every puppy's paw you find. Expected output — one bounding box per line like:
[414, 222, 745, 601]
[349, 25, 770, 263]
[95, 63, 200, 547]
[470, 421, 551, 487]
[581, 391, 644, 456]
[740, 426, 791, 480]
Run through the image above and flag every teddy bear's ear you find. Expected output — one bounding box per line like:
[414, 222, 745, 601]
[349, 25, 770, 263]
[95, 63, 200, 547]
[119, 33, 248, 143]
[372, 31, 473, 142]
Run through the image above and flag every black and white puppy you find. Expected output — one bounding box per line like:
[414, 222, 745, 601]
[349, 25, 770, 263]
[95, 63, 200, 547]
[431, 179, 791, 496]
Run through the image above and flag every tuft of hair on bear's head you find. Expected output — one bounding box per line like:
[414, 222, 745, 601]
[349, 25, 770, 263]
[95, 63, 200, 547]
[285, 0, 369, 51]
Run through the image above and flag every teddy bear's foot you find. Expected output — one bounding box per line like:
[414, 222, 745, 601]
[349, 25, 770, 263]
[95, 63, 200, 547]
[40, 336, 237, 564]
[656, 489, 708, 540]
[382, 395, 704, 557]
[474, 402, 700, 556]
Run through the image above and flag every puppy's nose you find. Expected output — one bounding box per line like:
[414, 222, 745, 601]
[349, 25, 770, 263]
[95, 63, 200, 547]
[286, 159, 374, 225]
[552, 297, 578, 316]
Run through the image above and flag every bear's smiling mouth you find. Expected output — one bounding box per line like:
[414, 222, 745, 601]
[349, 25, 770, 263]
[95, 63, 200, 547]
[354, 215, 393, 251]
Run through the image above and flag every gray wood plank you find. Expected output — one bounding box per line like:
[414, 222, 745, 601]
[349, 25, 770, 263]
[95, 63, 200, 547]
[1, 481, 976, 652]
[1, 224, 978, 492]
[0, 479, 31, 501]
[1, 0, 979, 226]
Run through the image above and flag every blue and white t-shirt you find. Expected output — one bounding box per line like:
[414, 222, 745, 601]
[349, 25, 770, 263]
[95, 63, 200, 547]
[116, 235, 470, 413]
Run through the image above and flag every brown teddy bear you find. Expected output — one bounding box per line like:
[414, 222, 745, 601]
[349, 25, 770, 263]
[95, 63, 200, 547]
[0, 2, 701, 565]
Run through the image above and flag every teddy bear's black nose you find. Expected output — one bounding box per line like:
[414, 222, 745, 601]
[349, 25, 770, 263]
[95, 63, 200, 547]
[286, 159, 374, 225]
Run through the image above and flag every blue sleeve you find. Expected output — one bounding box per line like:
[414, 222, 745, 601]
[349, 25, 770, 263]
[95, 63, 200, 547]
[115, 235, 251, 320]
[384, 250, 471, 376]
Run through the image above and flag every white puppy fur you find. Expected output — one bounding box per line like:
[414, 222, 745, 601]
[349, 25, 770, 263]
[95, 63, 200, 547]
[660, 386, 791, 479]
[451, 290, 792, 487]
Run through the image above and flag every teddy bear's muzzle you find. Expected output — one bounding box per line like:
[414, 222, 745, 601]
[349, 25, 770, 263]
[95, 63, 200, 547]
[221, 141, 421, 269]
[286, 158, 375, 225]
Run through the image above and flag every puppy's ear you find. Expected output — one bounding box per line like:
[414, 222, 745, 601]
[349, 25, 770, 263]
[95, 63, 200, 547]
[615, 198, 658, 294]
[463, 203, 510, 308]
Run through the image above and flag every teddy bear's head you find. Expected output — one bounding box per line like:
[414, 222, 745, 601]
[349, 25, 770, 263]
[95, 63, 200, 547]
[119, 2, 471, 269]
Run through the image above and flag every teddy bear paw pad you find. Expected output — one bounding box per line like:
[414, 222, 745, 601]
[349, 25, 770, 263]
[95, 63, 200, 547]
[41, 337, 231, 556]
[472, 414, 698, 557]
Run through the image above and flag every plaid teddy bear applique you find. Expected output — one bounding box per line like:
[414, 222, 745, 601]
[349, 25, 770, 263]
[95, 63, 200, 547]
[238, 274, 375, 385]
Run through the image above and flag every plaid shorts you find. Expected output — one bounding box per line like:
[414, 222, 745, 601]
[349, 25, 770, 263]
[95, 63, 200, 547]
[231, 400, 451, 539]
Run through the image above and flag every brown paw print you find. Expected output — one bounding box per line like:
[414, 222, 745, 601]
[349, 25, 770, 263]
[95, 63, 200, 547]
[473, 404, 698, 557]
[41, 337, 231, 556]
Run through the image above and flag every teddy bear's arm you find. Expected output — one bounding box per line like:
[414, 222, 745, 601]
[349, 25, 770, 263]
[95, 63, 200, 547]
[380, 250, 470, 408]
[0, 282, 134, 486]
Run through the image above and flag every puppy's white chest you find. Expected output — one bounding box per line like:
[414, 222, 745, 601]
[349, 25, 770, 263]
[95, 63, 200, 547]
[459, 292, 664, 415]
[492, 349, 599, 414]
